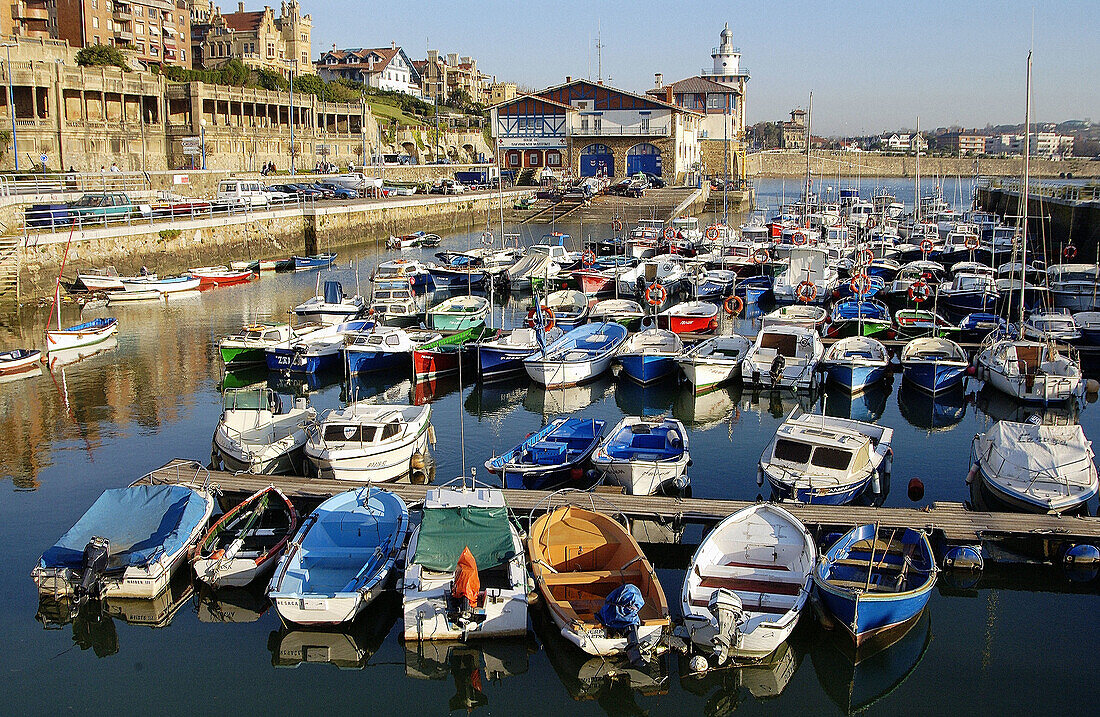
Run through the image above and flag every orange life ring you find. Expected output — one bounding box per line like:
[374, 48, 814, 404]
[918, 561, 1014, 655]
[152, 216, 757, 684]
[964, 234, 980, 250]
[920, 238, 934, 254]
[850, 273, 872, 296]
[705, 226, 720, 240]
[859, 248, 875, 266]
[612, 219, 624, 232]
[581, 250, 596, 267]
[908, 280, 931, 303]
[664, 227, 675, 240]
[1064, 245, 1078, 260]
[796, 280, 818, 303]
[792, 231, 807, 246]
[526, 306, 556, 329]
[868, 217, 877, 229]
[724, 295, 744, 316]
[645, 283, 667, 306]
[752, 248, 770, 265]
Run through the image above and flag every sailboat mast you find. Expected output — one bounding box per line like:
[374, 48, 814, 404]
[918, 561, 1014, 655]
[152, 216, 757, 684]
[803, 92, 812, 226]
[914, 116, 921, 223]
[1019, 51, 1032, 329]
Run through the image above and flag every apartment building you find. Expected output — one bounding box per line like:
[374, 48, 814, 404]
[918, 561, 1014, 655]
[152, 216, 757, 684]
[53, 0, 192, 69]
[191, 1, 311, 75]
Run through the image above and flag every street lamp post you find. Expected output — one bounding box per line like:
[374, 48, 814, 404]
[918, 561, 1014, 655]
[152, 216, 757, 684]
[360, 97, 367, 171]
[199, 118, 207, 170]
[1, 43, 18, 171]
[287, 58, 298, 175]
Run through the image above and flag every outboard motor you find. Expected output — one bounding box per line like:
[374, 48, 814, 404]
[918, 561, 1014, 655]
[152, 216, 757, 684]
[76, 536, 110, 604]
[597, 583, 646, 665]
[708, 588, 744, 666]
[769, 354, 786, 386]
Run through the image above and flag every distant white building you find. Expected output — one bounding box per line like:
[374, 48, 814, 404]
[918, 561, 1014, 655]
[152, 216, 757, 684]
[878, 133, 926, 152]
[316, 44, 423, 97]
[986, 132, 1073, 158]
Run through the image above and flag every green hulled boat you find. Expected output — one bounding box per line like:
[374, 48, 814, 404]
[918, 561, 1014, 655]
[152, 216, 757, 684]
[426, 295, 490, 332]
[218, 322, 322, 366]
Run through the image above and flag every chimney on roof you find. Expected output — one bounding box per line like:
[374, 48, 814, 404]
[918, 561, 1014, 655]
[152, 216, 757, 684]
[654, 73, 663, 89]
[332, 43, 336, 52]
[238, 2, 245, 12]
[391, 41, 396, 50]
[565, 76, 571, 83]
[665, 86, 673, 104]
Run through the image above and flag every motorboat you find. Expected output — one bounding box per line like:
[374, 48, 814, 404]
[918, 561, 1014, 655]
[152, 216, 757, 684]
[615, 259, 687, 299]
[1074, 311, 1100, 345]
[427, 254, 487, 291]
[656, 300, 720, 335]
[293, 281, 366, 325]
[426, 295, 490, 332]
[387, 231, 441, 250]
[894, 309, 957, 340]
[192, 486, 297, 588]
[591, 416, 690, 495]
[772, 248, 839, 305]
[615, 328, 683, 384]
[344, 326, 440, 375]
[373, 258, 433, 291]
[676, 334, 752, 393]
[975, 339, 1083, 404]
[412, 325, 491, 380]
[1047, 264, 1100, 312]
[267, 486, 409, 625]
[485, 418, 606, 490]
[219, 322, 324, 367]
[971, 421, 1098, 514]
[958, 312, 1013, 344]
[293, 253, 338, 270]
[0, 348, 42, 374]
[540, 290, 590, 330]
[1020, 311, 1082, 344]
[742, 325, 825, 392]
[899, 337, 969, 393]
[821, 337, 889, 394]
[33, 483, 215, 600]
[689, 269, 738, 301]
[939, 272, 999, 317]
[369, 279, 424, 327]
[45, 317, 118, 353]
[813, 524, 937, 645]
[507, 236, 572, 289]
[212, 387, 316, 475]
[78, 266, 156, 291]
[188, 266, 254, 287]
[759, 411, 893, 504]
[305, 403, 433, 482]
[589, 299, 645, 331]
[680, 504, 815, 664]
[402, 483, 528, 640]
[265, 319, 373, 374]
[476, 326, 565, 382]
[528, 505, 670, 657]
[824, 299, 893, 339]
[761, 305, 827, 332]
[524, 322, 629, 388]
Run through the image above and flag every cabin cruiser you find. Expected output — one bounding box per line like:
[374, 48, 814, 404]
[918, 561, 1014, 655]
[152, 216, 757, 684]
[1047, 264, 1100, 312]
[773, 247, 839, 305]
[213, 387, 316, 475]
[369, 279, 424, 327]
[305, 403, 434, 481]
[1020, 311, 1082, 344]
[293, 281, 366, 325]
[742, 325, 825, 392]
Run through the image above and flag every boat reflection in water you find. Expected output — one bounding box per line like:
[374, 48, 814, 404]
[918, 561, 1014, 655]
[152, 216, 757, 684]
[464, 376, 528, 419]
[46, 336, 119, 369]
[345, 373, 413, 405]
[523, 373, 614, 416]
[194, 583, 271, 624]
[973, 385, 1081, 425]
[269, 591, 401, 670]
[823, 378, 891, 423]
[404, 638, 530, 711]
[673, 384, 741, 430]
[613, 374, 680, 417]
[678, 640, 801, 713]
[220, 366, 268, 391]
[412, 375, 462, 405]
[897, 381, 968, 432]
[532, 606, 667, 711]
[810, 607, 932, 716]
[268, 368, 342, 395]
[739, 386, 818, 420]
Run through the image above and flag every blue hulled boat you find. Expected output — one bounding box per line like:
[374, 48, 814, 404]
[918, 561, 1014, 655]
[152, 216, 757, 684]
[428, 252, 487, 290]
[813, 524, 937, 645]
[266, 319, 372, 374]
[940, 271, 999, 317]
[958, 312, 1014, 344]
[821, 336, 890, 394]
[825, 299, 893, 339]
[484, 417, 606, 490]
[615, 328, 683, 385]
[476, 326, 564, 382]
[293, 253, 338, 270]
[899, 337, 969, 393]
[344, 326, 440, 375]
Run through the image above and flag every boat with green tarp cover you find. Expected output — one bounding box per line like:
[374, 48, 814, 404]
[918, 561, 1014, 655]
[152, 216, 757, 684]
[413, 325, 492, 380]
[401, 483, 528, 640]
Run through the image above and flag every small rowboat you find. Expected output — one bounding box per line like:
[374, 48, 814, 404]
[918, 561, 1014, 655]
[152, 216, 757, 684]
[294, 253, 338, 271]
[485, 417, 606, 490]
[656, 300, 719, 335]
[107, 289, 164, 304]
[189, 266, 255, 287]
[121, 275, 201, 293]
[192, 486, 298, 588]
[413, 325, 491, 380]
[0, 348, 42, 374]
[45, 317, 118, 353]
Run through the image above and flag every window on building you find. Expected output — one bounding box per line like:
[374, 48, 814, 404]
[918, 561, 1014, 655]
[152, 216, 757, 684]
[593, 117, 602, 133]
[94, 35, 100, 44]
[137, 22, 144, 34]
[135, 6, 141, 15]
[708, 94, 723, 109]
[181, 49, 185, 61]
[546, 150, 562, 167]
[268, 43, 275, 57]
[92, 16, 99, 28]
[506, 150, 520, 167]
[580, 117, 589, 132]
[91, 0, 97, 8]
[641, 117, 650, 132]
[150, 46, 158, 55]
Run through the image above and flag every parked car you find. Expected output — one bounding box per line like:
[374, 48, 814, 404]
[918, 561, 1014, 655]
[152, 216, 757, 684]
[608, 179, 643, 198]
[264, 186, 296, 203]
[642, 172, 666, 188]
[316, 182, 357, 199]
[443, 179, 466, 195]
[216, 179, 270, 208]
[629, 173, 651, 190]
[69, 192, 142, 221]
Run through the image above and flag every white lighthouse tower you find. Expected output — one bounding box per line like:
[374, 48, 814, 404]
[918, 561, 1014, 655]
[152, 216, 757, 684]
[710, 23, 742, 85]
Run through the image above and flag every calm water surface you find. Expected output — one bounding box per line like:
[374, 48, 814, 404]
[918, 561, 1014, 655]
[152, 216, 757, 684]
[1, 178, 1097, 715]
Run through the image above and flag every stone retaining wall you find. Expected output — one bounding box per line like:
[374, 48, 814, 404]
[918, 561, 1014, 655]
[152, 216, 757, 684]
[746, 151, 1100, 179]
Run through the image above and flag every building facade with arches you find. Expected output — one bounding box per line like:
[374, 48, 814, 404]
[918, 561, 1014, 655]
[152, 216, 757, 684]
[489, 78, 701, 183]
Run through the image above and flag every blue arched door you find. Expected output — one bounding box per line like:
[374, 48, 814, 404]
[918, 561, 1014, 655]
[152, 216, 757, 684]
[580, 143, 614, 177]
[626, 143, 662, 176]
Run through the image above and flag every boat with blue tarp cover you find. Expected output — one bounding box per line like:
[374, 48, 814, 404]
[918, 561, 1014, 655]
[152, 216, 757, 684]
[32, 483, 215, 599]
[825, 299, 892, 339]
[813, 524, 937, 645]
[267, 486, 409, 625]
[485, 417, 606, 490]
[45, 317, 118, 353]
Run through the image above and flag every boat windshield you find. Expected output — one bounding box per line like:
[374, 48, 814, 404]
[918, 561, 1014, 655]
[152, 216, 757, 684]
[810, 446, 854, 471]
[324, 424, 378, 442]
[224, 389, 266, 411]
[774, 439, 812, 464]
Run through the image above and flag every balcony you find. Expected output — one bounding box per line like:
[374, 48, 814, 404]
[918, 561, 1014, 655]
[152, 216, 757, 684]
[570, 125, 670, 137]
[701, 66, 750, 79]
[114, 8, 133, 21]
[115, 28, 134, 41]
[12, 2, 49, 21]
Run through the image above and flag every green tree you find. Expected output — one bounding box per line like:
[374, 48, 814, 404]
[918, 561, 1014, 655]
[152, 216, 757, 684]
[221, 58, 251, 86]
[75, 44, 131, 72]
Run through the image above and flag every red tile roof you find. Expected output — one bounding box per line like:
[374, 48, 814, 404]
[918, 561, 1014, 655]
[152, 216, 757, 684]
[221, 11, 265, 32]
[646, 75, 739, 96]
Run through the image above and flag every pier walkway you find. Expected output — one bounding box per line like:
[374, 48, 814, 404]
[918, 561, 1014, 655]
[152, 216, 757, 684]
[139, 460, 1100, 557]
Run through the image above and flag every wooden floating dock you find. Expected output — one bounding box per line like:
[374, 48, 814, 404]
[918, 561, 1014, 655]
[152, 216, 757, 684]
[139, 460, 1100, 557]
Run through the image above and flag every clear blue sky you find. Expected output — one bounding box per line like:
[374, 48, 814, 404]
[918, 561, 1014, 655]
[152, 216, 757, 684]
[306, 0, 1098, 135]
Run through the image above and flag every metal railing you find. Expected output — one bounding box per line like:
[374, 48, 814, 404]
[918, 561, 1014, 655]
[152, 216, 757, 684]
[570, 125, 671, 137]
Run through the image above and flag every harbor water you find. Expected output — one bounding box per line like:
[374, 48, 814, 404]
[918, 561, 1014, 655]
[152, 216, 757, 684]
[2, 178, 1098, 715]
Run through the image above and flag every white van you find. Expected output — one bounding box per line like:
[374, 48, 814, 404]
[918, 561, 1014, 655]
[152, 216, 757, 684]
[216, 179, 270, 208]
